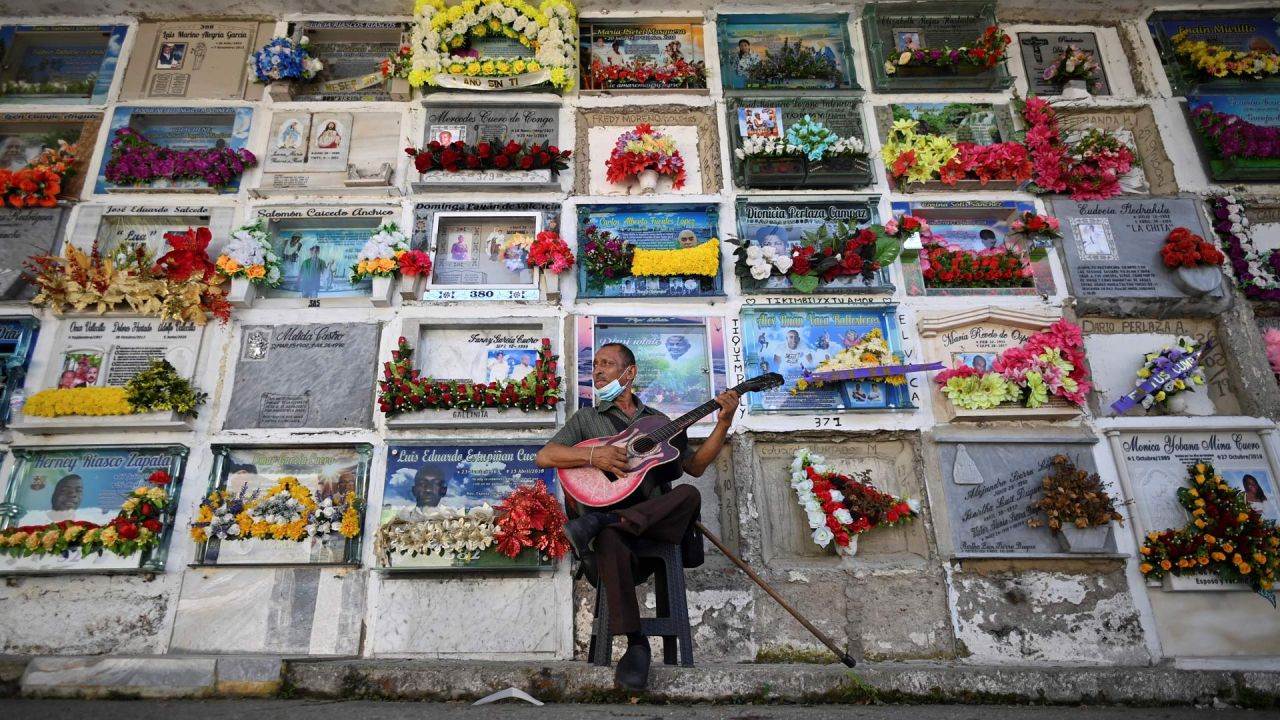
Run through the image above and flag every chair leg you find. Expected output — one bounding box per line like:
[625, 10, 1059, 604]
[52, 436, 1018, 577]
[654, 564, 677, 665]
[668, 556, 694, 667]
[590, 586, 611, 667]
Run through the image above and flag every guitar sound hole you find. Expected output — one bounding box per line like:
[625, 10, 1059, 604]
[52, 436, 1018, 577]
[632, 438, 655, 454]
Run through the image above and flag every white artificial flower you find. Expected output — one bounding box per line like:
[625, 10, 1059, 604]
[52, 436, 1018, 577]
[746, 246, 764, 261]
[792, 477, 813, 493]
[828, 489, 844, 503]
[806, 509, 827, 529]
[833, 508, 854, 525]
[906, 498, 921, 513]
[812, 526, 835, 547]
[762, 246, 778, 259]
[773, 256, 793, 274]
[750, 263, 772, 280]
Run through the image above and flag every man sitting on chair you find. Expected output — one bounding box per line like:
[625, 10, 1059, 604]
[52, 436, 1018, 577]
[535, 342, 738, 691]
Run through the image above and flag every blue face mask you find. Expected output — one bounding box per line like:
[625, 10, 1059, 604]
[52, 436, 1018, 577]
[594, 372, 631, 402]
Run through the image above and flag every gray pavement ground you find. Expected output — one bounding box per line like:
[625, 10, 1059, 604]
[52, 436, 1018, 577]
[0, 700, 1271, 720]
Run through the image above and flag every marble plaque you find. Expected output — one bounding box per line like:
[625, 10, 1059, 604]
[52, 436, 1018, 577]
[224, 323, 380, 430]
[68, 204, 236, 262]
[257, 113, 400, 194]
[1051, 197, 1230, 318]
[430, 211, 540, 290]
[1109, 428, 1280, 538]
[170, 567, 365, 655]
[119, 21, 269, 100]
[1080, 317, 1240, 417]
[1017, 32, 1112, 96]
[37, 317, 204, 391]
[734, 199, 884, 292]
[0, 207, 67, 299]
[937, 440, 1110, 556]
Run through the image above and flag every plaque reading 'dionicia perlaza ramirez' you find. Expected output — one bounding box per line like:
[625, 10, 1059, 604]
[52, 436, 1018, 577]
[224, 323, 380, 430]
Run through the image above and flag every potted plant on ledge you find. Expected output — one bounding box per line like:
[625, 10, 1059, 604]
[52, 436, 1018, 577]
[1028, 455, 1123, 552]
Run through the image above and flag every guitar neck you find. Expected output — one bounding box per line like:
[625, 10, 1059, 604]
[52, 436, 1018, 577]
[646, 379, 756, 444]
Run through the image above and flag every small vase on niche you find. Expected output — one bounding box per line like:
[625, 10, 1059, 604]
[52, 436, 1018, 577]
[1060, 79, 1091, 100]
[633, 168, 660, 195]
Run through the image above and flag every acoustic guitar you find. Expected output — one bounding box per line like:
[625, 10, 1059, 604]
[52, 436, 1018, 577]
[558, 373, 784, 507]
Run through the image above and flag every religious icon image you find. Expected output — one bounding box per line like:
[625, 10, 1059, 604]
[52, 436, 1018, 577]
[155, 41, 186, 69]
[244, 329, 271, 361]
[315, 120, 343, 151]
[277, 119, 306, 151]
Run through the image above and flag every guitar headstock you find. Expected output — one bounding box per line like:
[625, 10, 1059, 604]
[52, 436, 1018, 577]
[735, 372, 785, 394]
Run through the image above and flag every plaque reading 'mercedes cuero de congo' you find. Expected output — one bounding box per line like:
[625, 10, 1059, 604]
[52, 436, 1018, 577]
[225, 323, 380, 430]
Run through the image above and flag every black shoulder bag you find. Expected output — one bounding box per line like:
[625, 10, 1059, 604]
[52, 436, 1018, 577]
[602, 410, 705, 569]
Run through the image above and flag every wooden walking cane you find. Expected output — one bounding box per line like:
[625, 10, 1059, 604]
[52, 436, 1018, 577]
[696, 521, 857, 668]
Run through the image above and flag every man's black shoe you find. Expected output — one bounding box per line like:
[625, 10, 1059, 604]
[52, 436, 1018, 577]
[562, 512, 615, 559]
[614, 643, 650, 692]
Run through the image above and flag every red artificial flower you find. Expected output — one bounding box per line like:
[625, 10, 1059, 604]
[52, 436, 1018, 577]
[142, 519, 162, 533]
[148, 470, 171, 485]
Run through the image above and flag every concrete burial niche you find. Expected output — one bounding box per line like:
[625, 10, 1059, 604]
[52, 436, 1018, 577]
[1051, 197, 1230, 318]
[1105, 426, 1280, 657]
[413, 103, 562, 191]
[575, 104, 721, 196]
[0, 24, 126, 106]
[0, 207, 70, 301]
[917, 307, 1080, 422]
[223, 322, 380, 430]
[119, 21, 274, 101]
[288, 20, 409, 102]
[0, 111, 103, 199]
[10, 316, 206, 434]
[1081, 317, 1241, 418]
[255, 110, 403, 196]
[66, 203, 236, 260]
[94, 106, 255, 194]
[1016, 30, 1113, 97]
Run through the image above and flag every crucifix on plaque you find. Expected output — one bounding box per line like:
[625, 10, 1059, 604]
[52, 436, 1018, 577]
[1021, 36, 1049, 63]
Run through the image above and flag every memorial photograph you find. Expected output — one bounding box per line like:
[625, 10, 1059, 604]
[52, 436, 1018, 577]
[0, 24, 126, 105]
[575, 203, 723, 299]
[579, 18, 707, 91]
[430, 212, 540, 290]
[717, 14, 854, 91]
[376, 442, 560, 570]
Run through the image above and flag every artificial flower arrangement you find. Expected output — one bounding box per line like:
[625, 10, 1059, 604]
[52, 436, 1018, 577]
[378, 336, 561, 415]
[0, 76, 98, 97]
[1139, 461, 1280, 596]
[1190, 105, 1280, 165]
[605, 124, 686, 190]
[22, 359, 208, 420]
[1267, 329, 1280, 377]
[735, 115, 866, 165]
[746, 39, 841, 86]
[1209, 195, 1280, 302]
[729, 219, 904, 294]
[1169, 29, 1280, 81]
[104, 127, 258, 190]
[189, 476, 361, 544]
[216, 219, 282, 287]
[790, 329, 906, 393]
[381, 45, 415, 79]
[581, 224, 720, 290]
[350, 221, 411, 282]
[0, 471, 173, 560]
[408, 0, 578, 91]
[27, 228, 231, 325]
[1026, 454, 1123, 533]
[590, 57, 706, 89]
[1042, 46, 1104, 93]
[1122, 337, 1207, 412]
[526, 231, 574, 274]
[375, 480, 568, 563]
[920, 237, 1033, 289]
[1019, 95, 1137, 201]
[251, 36, 324, 83]
[881, 118, 1031, 189]
[0, 140, 78, 208]
[1161, 226, 1224, 269]
[1008, 211, 1063, 243]
[883, 26, 1011, 76]
[935, 318, 1090, 411]
[405, 139, 571, 174]
[789, 448, 918, 553]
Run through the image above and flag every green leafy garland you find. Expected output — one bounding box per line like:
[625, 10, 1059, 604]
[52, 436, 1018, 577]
[124, 360, 209, 418]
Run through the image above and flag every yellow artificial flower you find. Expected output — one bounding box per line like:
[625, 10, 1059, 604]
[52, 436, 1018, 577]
[467, 62, 482, 76]
[23, 387, 135, 418]
[527, 60, 541, 72]
[1138, 562, 1153, 574]
[513, 59, 527, 73]
[631, 239, 720, 278]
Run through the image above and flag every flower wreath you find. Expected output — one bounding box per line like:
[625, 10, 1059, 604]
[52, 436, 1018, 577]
[1208, 195, 1280, 302]
[1124, 337, 1208, 411]
[0, 471, 173, 559]
[1140, 462, 1279, 599]
[409, 0, 577, 90]
[789, 449, 918, 553]
[189, 476, 361, 544]
[377, 336, 561, 415]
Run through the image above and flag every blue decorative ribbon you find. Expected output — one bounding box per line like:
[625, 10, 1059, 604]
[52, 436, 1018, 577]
[1109, 341, 1212, 414]
[807, 361, 945, 383]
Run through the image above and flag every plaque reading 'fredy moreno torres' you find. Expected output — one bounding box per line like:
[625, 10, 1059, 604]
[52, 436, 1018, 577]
[225, 322, 380, 430]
